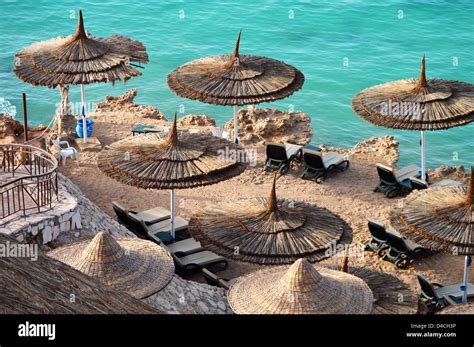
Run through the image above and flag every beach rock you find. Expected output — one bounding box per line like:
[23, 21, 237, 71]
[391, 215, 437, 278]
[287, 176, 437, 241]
[0, 113, 50, 146]
[224, 106, 312, 145]
[177, 114, 216, 127]
[428, 165, 467, 181]
[349, 136, 399, 166]
[320, 136, 399, 166]
[0, 114, 23, 139]
[95, 89, 167, 120]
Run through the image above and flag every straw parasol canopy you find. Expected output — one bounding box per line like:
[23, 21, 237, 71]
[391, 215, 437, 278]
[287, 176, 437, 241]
[352, 55, 474, 130]
[390, 169, 473, 255]
[321, 256, 417, 314]
[97, 113, 246, 189]
[438, 302, 474, 314]
[0, 233, 159, 314]
[227, 258, 373, 314]
[188, 175, 352, 265]
[47, 232, 174, 299]
[167, 31, 304, 106]
[13, 10, 149, 88]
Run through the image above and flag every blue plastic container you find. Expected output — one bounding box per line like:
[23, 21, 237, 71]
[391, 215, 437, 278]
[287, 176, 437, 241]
[76, 119, 94, 138]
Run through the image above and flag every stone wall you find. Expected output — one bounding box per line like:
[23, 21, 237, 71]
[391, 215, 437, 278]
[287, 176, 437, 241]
[0, 188, 81, 245]
[144, 275, 231, 314]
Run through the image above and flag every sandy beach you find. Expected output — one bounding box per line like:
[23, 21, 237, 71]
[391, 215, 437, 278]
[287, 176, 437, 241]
[56, 104, 472, 300]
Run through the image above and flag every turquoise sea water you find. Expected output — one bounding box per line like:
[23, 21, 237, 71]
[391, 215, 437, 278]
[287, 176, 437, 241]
[0, 0, 472, 169]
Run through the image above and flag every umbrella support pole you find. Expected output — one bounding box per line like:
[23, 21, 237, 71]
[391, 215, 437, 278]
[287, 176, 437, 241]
[420, 130, 426, 180]
[462, 255, 471, 303]
[170, 189, 175, 239]
[81, 84, 87, 143]
[233, 105, 238, 144]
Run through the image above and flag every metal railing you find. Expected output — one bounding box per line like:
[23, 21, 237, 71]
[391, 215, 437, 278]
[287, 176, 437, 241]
[1, 144, 58, 222]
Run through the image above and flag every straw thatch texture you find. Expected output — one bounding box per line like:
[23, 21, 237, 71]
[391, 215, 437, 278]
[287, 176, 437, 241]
[352, 56, 474, 130]
[167, 32, 304, 106]
[97, 114, 246, 189]
[0, 233, 158, 314]
[188, 177, 352, 265]
[227, 259, 373, 314]
[14, 10, 148, 88]
[390, 171, 473, 255]
[47, 232, 174, 299]
[438, 303, 474, 314]
[321, 257, 417, 314]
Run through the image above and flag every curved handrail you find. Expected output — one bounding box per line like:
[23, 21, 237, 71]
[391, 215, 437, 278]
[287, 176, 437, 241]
[1, 143, 59, 221]
[0, 144, 58, 189]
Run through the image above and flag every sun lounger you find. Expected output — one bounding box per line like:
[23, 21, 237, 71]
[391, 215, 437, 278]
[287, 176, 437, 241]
[300, 149, 349, 181]
[160, 244, 228, 274]
[129, 206, 170, 225]
[148, 234, 204, 257]
[202, 268, 236, 290]
[374, 164, 421, 198]
[364, 220, 432, 268]
[112, 201, 132, 227]
[131, 124, 153, 135]
[144, 126, 169, 134]
[364, 220, 390, 255]
[417, 275, 474, 311]
[409, 177, 463, 190]
[264, 142, 302, 174]
[382, 231, 432, 269]
[127, 213, 175, 243]
[112, 201, 170, 225]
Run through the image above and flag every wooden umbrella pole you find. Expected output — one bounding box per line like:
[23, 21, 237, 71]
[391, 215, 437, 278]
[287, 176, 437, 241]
[22, 93, 28, 142]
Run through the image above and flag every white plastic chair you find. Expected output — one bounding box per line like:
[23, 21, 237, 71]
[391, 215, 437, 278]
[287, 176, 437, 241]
[209, 126, 230, 140]
[52, 140, 79, 166]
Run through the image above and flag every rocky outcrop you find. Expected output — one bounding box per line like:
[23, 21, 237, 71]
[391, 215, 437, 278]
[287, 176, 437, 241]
[349, 136, 399, 166]
[0, 114, 23, 138]
[0, 113, 48, 145]
[224, 106, 312, 145]
[177, 114, 216, 127]
[95, 89, 167, 120]
[428, 165, 467, 182]
[319, 136, 399, 166]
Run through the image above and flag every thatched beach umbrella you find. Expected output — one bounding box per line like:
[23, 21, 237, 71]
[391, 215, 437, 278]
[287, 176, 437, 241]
[167, 31, 305, 144]
[0, 233, 158, 313]
[390, 169, 473, 302]
[352, 56, 474, 179]
[227, 258, 373, 314]
[48, 232, 174, 299]
[97, 113, 247, 237]
[321, 256, 417, 314]
[188, 175, 352, 265]
[13, 10, 149, 142]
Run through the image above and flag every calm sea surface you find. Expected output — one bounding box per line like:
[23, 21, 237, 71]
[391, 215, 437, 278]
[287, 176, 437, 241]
[0, 0, 472, 169]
